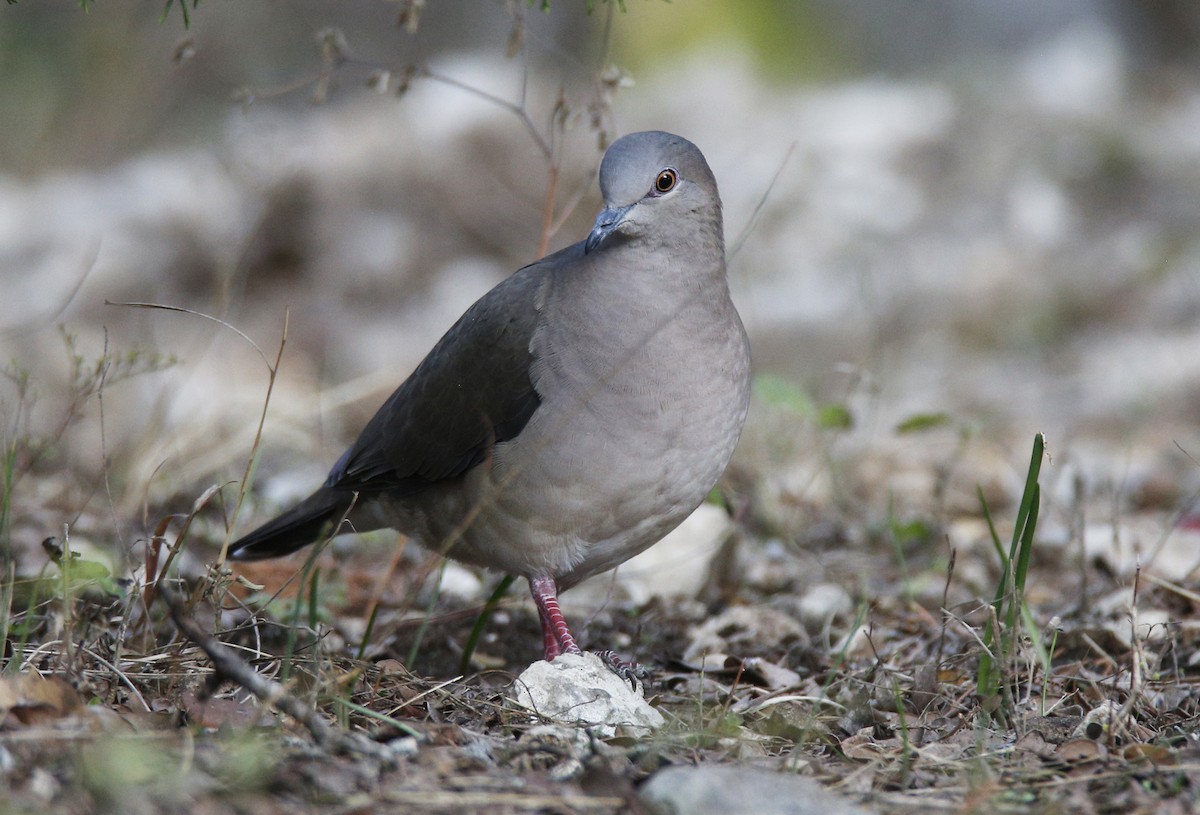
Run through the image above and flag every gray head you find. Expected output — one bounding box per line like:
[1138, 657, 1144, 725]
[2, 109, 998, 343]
[585, 131, 722, 254]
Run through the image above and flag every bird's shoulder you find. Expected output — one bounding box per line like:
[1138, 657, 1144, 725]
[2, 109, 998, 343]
[324, 244, 583, 493]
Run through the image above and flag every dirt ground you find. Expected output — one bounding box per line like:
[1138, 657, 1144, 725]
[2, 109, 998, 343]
[3, 423, 1199, 814]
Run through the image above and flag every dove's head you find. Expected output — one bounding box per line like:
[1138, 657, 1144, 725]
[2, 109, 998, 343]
[585, 131, 722, 255]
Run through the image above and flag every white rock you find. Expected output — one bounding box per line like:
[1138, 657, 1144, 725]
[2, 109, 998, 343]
[640, 765, 874, 815]
[836, 624, 874, 663]
[436, 560, 485, 601]
[572, 503, 734, 606]
[798, 583, 854, 628]
[512, 652, 665, 738]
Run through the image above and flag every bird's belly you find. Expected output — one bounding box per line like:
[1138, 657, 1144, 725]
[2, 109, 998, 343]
[398, 304, 750, 587]
[440, 376, 744, 585]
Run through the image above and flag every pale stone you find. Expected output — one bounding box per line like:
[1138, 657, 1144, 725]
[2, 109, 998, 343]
[640, 765, 875, 815]
[512, 652, 664, 738]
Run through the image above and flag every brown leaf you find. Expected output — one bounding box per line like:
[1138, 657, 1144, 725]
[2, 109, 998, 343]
[376, 659, 407, 674]
[1056, 737, 1106, 764]
[181, 689, 270, 729]
[936, 668, 971, 684]
[0, 673, 82, 725]
[1122, 742, 1176, 766]
[1013, 729, 1056, 759]
[841, 727, 891, 760]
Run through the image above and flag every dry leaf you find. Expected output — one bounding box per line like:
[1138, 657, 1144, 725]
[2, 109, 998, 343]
[181, 689, 269, 729]
[675, 653, 737, 674]
[740, 657, 802, 690]
[841, 727, 892, 760]
[1013, 730, 1056, 759]
[0, 673, 82, 725]
[1056, 738, 1106, 764]
[1123, 742, 1176, 765]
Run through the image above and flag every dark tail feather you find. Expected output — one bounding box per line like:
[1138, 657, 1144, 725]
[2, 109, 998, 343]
[226, 488, 353, 561]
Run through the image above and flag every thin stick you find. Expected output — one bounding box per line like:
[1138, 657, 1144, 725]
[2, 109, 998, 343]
[729, 142, 796, 261]
[105, 300, 289, 564]
[537, 161, 561, 259]
[79, 646, 151, 713]
[105, 301, 274, 372]
[159, 584, 401, 760]
[221, 310, 289, 563]
[421, 68, 551, 158]
[1, 239, 98, 339]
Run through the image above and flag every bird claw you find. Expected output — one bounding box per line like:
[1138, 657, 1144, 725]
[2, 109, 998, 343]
[593, 649, 652, 689]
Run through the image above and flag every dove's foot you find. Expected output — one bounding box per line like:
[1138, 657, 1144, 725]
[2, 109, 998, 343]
[594, 649, 652, 688]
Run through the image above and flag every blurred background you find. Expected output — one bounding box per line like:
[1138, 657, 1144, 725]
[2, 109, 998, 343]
[2, 0, 1199, 587]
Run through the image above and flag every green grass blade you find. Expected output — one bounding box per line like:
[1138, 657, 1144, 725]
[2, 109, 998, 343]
[459, 574, 515, 676]
[977, 485, 1008, 572]
[975, 434, 1045, 719]
[334, 698, 422, 739]
[356, 601, 382, 661]
[307, 567, 321, 629]
[406, 559, 447, 669]
[1007, 434, 1044, 571]
[1013, 484, 1040, 597]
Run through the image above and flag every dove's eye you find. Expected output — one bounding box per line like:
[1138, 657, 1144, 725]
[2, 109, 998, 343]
[652, 168, 678, 195]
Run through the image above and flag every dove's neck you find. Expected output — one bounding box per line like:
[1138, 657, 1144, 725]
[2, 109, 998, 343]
[532, 237, 743, 406]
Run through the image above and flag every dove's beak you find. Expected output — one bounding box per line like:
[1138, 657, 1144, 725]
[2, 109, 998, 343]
[585, 203, 635, 254]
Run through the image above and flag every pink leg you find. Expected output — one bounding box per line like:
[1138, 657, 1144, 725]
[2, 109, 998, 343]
[537, 598, 561, 660]
[529, 575, 581, 661]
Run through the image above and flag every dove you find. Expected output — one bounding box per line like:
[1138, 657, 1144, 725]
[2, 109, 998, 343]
[228, 131, 751, 670]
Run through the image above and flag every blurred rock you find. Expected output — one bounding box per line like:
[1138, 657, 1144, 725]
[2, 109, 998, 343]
[1082, 516, 1200, 579]
[684, 606, 807, 663]
[640, 764, 875, 815]
[572, 503, 734, 606]
[835, 624, 874, 663]
[797, 583, 854, 629]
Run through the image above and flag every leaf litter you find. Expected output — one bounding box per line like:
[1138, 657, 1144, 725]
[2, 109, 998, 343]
[1, 428, 1199, 815]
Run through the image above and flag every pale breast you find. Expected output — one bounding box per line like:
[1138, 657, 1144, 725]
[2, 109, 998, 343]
[401, 270, 751, 586]
[481, 291, 750, 585]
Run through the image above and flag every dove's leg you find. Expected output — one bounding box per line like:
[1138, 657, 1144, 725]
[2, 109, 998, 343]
[528, 575, 652, 688]
[530, 574, 581, 660]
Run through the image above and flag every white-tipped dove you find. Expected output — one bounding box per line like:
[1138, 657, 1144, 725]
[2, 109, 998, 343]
[228, 131, 751, 670]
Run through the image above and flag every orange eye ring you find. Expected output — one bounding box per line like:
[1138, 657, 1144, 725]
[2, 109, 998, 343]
[654, 168, 678, 194]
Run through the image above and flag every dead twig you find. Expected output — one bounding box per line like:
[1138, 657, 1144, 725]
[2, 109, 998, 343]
[159, 583, 405, 762]
[107, 300, 290, 565]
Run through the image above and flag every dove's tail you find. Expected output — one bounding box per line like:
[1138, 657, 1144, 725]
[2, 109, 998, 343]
[226, 488, 354, 561]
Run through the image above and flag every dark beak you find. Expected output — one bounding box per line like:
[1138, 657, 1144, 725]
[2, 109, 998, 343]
[585, 203, 634, 254]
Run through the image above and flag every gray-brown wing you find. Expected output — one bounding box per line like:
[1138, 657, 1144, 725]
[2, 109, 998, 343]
[324, 255, 561, 496]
